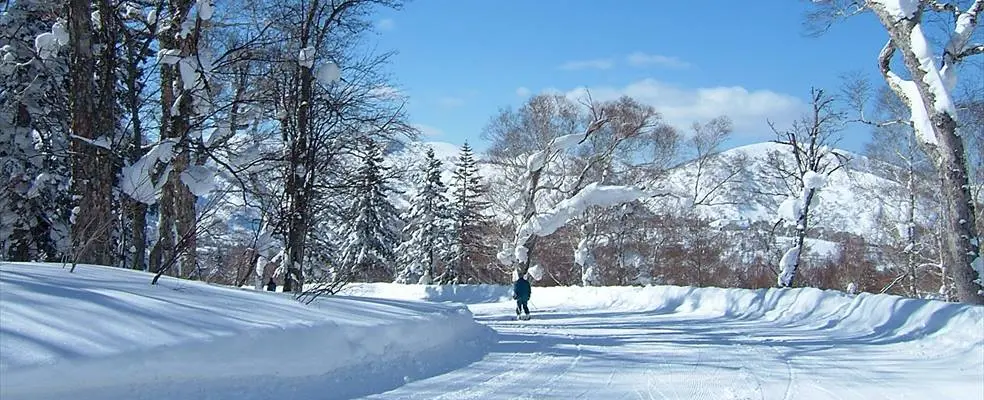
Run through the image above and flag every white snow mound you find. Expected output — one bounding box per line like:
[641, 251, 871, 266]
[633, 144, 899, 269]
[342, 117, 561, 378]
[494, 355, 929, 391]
[0, 263, 493, 400]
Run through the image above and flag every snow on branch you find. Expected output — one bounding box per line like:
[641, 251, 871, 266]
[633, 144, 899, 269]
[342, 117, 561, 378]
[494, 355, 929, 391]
[298, 46, 316, 68]
[507, 183, 647, 264]
[197, 0, 214, 21]
[121, 139, 178, 205]
[525, 107, 610, 174]
[876, 38, 938, 146]
[868, 0, 920, 21]
[942, 0, 984, 87]
[34, 21, 69, 60]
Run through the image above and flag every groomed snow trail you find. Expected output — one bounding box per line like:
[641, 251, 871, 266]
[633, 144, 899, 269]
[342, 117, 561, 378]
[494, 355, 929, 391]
[360, 286, 983, 400]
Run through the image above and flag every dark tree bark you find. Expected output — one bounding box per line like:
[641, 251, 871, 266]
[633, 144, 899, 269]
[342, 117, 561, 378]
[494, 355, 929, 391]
[68, 0, 115, 266]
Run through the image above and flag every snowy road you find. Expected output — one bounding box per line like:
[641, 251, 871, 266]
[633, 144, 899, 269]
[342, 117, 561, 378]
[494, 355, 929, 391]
[366, 299, 983, 400]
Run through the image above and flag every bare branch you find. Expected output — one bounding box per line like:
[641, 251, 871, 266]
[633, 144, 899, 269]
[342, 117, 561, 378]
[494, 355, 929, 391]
[956, 44, 984, 58]
[926, 0, 960, 16]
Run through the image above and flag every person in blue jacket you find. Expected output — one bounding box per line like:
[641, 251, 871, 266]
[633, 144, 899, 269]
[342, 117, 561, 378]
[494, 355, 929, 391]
[513, 275, 531, 318]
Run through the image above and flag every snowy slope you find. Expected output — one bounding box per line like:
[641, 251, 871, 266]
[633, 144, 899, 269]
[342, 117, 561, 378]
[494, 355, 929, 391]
[652, 142, 907, 240]
[350, 283, 984, 399]
[0, 263, 493, 400]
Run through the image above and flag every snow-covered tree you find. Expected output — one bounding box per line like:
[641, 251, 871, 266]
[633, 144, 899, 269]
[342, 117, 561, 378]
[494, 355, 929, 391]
[147, 0, 208, 277]
[394, 147, 453, 284]
[338, 139, 403, 283]
[763, 88, 849, 288]
[0, 1, 72, 261]
[858, 86, 949, 298]
[446, 142, 494, 283]
[812, 0, 983, 303]
[116, 2, 161, 271]
[247, 0, 407, 292]
[488, 95, 660, 279]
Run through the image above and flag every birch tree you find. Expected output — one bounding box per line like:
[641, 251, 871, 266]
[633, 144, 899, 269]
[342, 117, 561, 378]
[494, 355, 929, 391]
[813, 0, 983, 303]
[486, 94, 668, 279]
[764, 88, 849, 288]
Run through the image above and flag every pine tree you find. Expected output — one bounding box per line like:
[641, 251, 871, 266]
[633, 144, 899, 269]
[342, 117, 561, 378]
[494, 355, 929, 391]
[395, 147, 453, 284]
[338, 139, 402, 282]
[445, 142, 493, 283]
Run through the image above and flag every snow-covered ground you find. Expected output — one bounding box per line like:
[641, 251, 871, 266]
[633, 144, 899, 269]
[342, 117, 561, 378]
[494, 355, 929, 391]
[0, 263, 492, 400]
[350, 283, 984, 399]
[2, 263, 982, 399]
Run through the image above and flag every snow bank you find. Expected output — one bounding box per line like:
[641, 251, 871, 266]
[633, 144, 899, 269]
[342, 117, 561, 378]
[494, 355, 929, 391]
[340, 282, 513, 304]
[529, 285, 981, 341]
[0, 263, 494, 400]
[354, 282, 984, 351]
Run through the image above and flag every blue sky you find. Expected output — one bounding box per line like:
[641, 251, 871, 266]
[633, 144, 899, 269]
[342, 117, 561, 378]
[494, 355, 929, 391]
[370, 0, 891, 153]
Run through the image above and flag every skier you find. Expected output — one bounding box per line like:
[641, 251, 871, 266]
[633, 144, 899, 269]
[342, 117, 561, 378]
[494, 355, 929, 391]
[513, 274, 531, 320]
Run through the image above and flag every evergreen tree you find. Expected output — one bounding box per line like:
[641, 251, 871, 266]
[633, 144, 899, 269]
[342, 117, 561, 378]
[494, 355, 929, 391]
[395, 147, 453, 284]
[445, 142, 494, 283]
[338, 139, 402, 282]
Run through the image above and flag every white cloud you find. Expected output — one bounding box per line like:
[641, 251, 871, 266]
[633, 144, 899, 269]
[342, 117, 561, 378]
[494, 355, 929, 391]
[516, 86, 532, 97]
[558, 58, 614, 71]
[626, 52, 690, 69]
[413, 123, 445, 137]
[368, 85, 403, 100]
[563, 79, 807, 138]
[377, 18, 395, 31]
[437, 96, 465, 108]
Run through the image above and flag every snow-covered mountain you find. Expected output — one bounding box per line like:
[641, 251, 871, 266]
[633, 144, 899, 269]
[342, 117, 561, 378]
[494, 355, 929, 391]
[651, 142, 908, 241]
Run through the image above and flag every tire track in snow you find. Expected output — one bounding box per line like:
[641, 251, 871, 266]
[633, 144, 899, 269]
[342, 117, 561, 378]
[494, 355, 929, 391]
[762, 340, 797, 400]
[423, 315, 576, 400]
[512, 331, 583, 399]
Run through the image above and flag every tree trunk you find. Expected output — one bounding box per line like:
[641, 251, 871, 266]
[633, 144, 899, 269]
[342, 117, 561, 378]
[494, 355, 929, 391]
[8, 103, 34, 261]
[785, 188, 817, 288]
[68, 0, 114, 266]
[125, 77, 148, 271]
[904, 153, 919, 297]
[283, 2, 320, 292]
[151, 0, 197, 278]
[122, 15, 149, 271]
[934, 137, 982, 303]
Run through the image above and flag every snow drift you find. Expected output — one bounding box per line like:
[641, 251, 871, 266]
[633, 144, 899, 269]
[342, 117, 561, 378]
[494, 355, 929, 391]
[0, 263, 494, 400]
[349, 282, 984, 351]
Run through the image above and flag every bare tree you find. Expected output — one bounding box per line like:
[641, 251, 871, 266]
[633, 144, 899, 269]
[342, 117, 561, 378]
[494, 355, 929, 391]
[148, 0, 199, 276]
[763, 88, 849, 288]
[855, 85, 950, 297]
[252, 0, 405, 293]
[684, 117, 748, 208]
[485, 94, 672, 279]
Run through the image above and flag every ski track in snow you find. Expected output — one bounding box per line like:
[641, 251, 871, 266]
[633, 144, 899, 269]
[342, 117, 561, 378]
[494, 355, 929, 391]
[364, 298, 982, 400]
